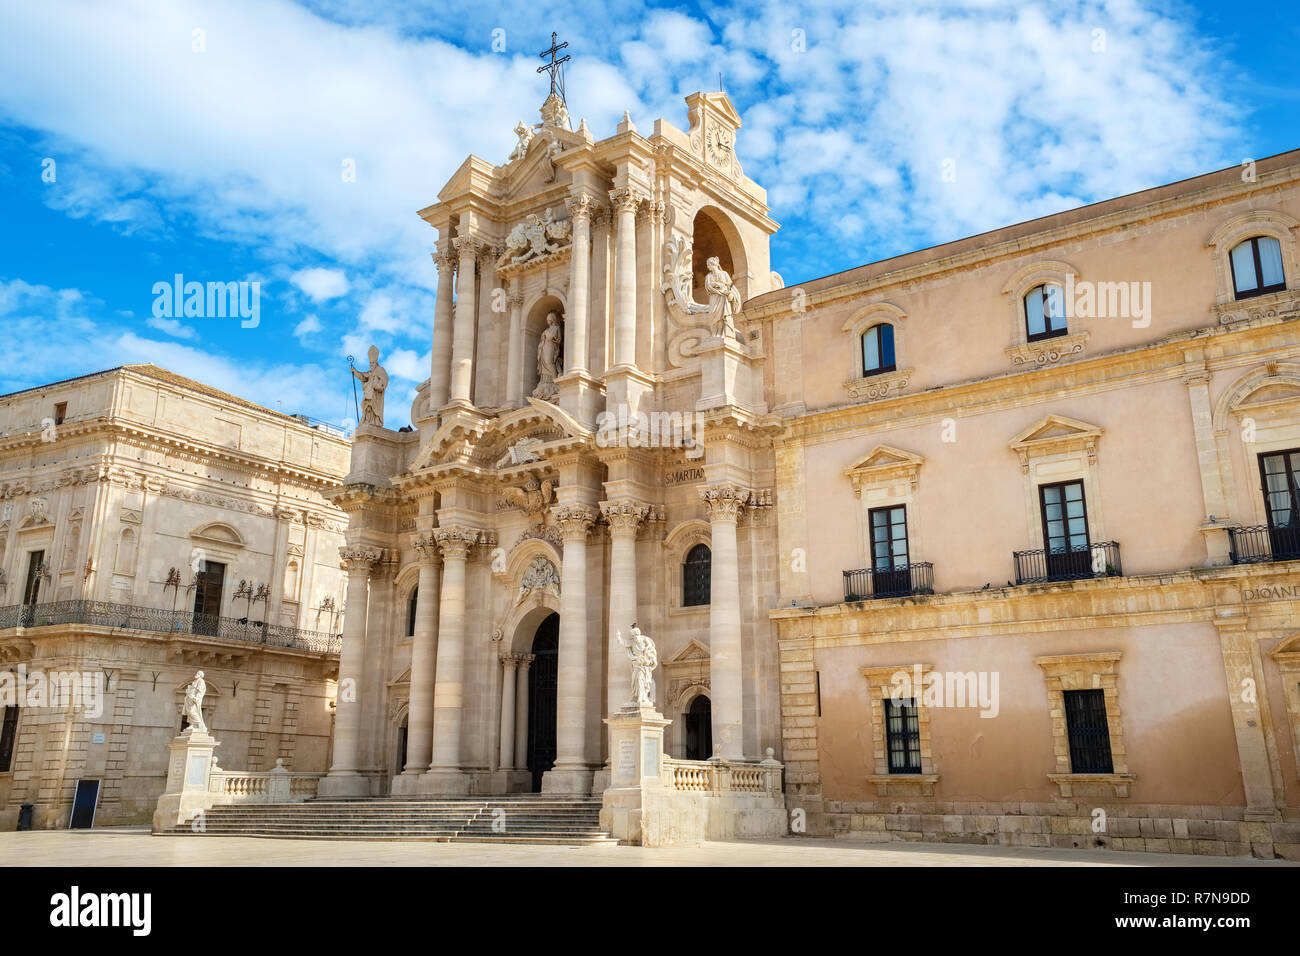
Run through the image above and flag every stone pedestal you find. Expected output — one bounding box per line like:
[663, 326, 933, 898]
[556, 369, 605, 426]
[151, 730, 221, 832]
[696, 335, 766, 413]
[599, 705, 672, 844]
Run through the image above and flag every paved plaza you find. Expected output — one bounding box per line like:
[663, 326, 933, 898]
[1, 828, 1295, 867]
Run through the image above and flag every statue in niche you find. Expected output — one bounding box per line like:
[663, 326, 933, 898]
[616, 623, 659, 708]
[183, 670, 208, 734]
[352, 345, 389, 427]
[532, 312, 563, 401]
[704, 256, 744, 340]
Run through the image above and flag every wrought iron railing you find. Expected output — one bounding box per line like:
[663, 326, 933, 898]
[1229, 525, 1300, 565]
[0, 599, 341, 654]
[1013, 542, 1122, 585]
[843, 562, 935, 601]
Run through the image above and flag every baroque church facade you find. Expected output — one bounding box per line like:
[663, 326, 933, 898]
[325, 79, 1300, 857]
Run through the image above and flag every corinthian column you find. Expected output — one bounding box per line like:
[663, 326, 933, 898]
[320, 545, 382, 797]
[424, 526, 477, 793]
[609, 187, 641, 369]
[449, 236, 483, 405]
[429, 247, 456, 410]
[600, 499, 649, 712]
[544, 504, 597, 793]
[701, 484, 747, 760]
[399, 534, 440, 785]
[564, 194, 596, 374]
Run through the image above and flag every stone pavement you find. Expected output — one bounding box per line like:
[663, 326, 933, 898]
[1, 827, 1295, 866]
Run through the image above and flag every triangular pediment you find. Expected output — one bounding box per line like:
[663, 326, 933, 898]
[846, 444, 924, 472]
[1010, 414, 1103, 448]
[845, 445, 924, 497]
[666, 639, 711, 665]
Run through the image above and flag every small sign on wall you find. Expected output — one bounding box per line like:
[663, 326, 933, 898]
[91, 733, 105, 744]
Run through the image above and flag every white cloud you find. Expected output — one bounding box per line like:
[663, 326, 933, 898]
[294, 314, 323, 338]
[291, 268, 349, 302]
[146, 315, 199, 340]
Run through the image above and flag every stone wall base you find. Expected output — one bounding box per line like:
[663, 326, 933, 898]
[602, 788, 787, 847]
[801, 799, 1300, 860]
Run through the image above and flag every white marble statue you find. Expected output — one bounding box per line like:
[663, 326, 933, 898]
[183, 670, 207, 734]
[532, 312, 563, 400]
[616, 623, 659, 708]
[704, 256, 744, 339]
[352, 345, 389, 427]
[508, 120, 534, 162]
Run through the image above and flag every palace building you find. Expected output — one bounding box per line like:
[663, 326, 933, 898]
[0, 365, 349, 827]
[324, 71, 1300, 857]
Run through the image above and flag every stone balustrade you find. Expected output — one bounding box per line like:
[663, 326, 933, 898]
[662, 750, 784, 796]
[208, 761, 323, 805]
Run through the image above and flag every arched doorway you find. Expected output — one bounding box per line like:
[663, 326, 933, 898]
[684, 694, 712, 761]
[526, 612, 560, 792]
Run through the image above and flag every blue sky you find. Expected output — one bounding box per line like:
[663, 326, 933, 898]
[0, 0, 1296, 429]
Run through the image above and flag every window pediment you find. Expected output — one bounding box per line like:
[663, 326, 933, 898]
[845, 445, 925, 497]
[1009, 415, 1102, 472]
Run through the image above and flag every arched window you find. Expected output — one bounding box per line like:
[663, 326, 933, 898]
[1024, 283, 1067, 341]
[861, 324, 896, 377]
[1230, 236, 1285, 299]
[683, 544, 711, 607]
[406, 587, 418, 637]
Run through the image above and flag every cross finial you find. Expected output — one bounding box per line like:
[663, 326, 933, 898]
[537, 31, 571, 103]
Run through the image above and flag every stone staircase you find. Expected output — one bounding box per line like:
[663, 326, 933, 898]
[157, 796, 617, 845]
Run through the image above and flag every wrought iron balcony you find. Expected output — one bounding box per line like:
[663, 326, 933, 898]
[1013, 542, 1122, 585]
[1228, 525, 1300, 565]
[843, 562, 934, 602]
[0, 599, 341, 654]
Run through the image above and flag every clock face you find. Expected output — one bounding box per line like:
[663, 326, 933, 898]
[706, 123, 734, 168]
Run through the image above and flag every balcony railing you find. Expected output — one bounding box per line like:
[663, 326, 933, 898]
[1013, 542, 1122, 585]
[0, 599, 341, 654]
[843, 562, 934, 601]
[1229, 525, 1300, 565]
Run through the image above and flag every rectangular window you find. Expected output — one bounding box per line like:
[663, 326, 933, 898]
[1039, 481, 1091, 580]
[1063, 688, 1114, 773]
[884, 697, 922, 774]
[861, 324, 896, 376]
[1026, 284, 1067, 341]
[0, 706, 18, 772]
[22, 550, 45, 605]
[192, 560, 226, 637]
[53, 402, 67, 426]
[1259, 448, 1300, 560]
[869, 505, 912, 596]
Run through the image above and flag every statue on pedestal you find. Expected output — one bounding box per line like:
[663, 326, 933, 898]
[532, 311, 563, 400]
[183, 670, 207, 735]
[616, 623, 659, 708]
[352, 345, 389, 426]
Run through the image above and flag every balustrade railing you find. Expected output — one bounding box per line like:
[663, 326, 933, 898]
[663, 754, 783, 795]
[1013, 541, 1122, 585]
[1229, 525, 1300, 565]
[0, 599, 341, 654]
[842, 562, 935, 602]
[208, 764, 325, 805]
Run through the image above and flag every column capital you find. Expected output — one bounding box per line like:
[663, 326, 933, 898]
[453, 234, 487, 259]
[565, 193, 605, 226]
[339, 545, 384, 572]
[433, 248, 457, 273]
[413, 533, 442, 564]
[600, 499, 651, 535]
[433, 526, 479, 560]
[554, 504, 598, 540]
[700, 483, 748, 523]
[507, 290, 525, 308]
[609, 186, 645, 214]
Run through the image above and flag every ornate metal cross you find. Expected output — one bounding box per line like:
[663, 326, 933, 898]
[537, 31, 570, 100]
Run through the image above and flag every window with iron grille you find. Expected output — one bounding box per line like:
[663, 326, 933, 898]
[1064, 688, 1114, 773]
[683, 544, 711, 606]
[0, 706, 19, 772]
[884, 697, 922, 774]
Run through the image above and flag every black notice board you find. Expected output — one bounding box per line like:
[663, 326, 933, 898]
[69, 779, 101, 829]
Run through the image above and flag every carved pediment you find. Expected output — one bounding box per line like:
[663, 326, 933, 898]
[845, 445, 925, 497]
[1009, 415, 1102, 472]
[666, 639, 711, 665]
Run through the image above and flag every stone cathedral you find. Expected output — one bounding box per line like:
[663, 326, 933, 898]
[320, 82, 785, 799]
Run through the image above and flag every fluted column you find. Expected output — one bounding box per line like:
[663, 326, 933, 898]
[424, 526, 477, 792]
[544, 504, 597, 792]
[505, 284, 525, 406]
[601, 499, 648, 711]
[499, 656, 519, 768]
[401, 535, 440, 779]
[429, 247, 456, 410]
[702, 484, 747, 760]
[609, 187, 641, 368]
[565, 195, 595, 374]
[320, 545, 381, 796]
[449, 236, 482, 405]
[514, 655, 532, 770]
